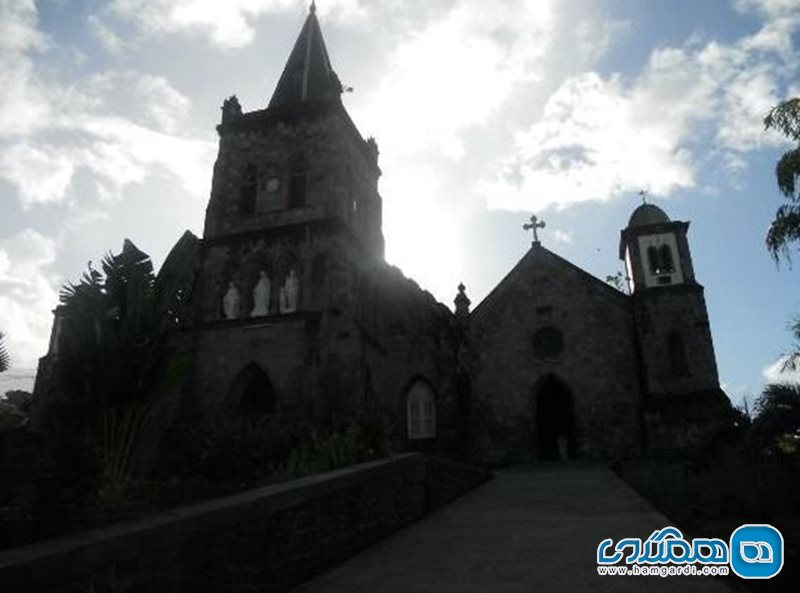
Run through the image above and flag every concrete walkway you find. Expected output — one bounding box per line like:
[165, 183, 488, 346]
[294, 464, 734, 592]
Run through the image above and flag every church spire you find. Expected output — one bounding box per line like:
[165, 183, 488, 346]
[268, 3, 342, 109]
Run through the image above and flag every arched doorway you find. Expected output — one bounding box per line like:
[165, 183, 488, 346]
[534, 375, 575, 461]
[228, 363, 277, 414]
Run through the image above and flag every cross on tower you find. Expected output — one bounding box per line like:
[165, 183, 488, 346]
[523, 215, 546, 244]
[639, 189, 647, 204]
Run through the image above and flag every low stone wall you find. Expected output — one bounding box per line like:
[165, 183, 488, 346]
[0, 454, 489, 592]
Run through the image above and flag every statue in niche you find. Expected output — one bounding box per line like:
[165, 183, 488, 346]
[222, 281, 241, 319]
[280, 269, 300, 313]
[251, 271, 271, 317]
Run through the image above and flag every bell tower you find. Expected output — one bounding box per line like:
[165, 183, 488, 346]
[190, 4, 385, 415]
[619, 203, 720, 395]
[203, 4, 383, 255]
[197, 3, 385, 319]
[620, 202, 728, 450]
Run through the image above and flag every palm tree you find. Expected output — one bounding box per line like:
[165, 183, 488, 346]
[0, 332, 9, 374]
[763, 97, 800, 261]
[45, 231, 199, 501]
[753, 382, 800, 454]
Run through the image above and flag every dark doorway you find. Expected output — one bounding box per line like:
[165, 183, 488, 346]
[229, 363, 277, 414]
[534, 375, 575, 461]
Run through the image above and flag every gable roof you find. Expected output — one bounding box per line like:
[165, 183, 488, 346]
[471, 243, 629, 320]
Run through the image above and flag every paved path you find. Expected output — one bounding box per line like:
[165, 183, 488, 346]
[294, 464, 734, 592]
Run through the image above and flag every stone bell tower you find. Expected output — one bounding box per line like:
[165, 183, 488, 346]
[619, 202, 728, 451]
[202, 2, 384, 256]
[189, 3, 385, 416]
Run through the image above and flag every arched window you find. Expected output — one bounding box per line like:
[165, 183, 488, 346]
[289, 158, 308, 208]
[240, 166, 257, 215]
[659, 245, 675, 273]
[406, 379, 436, 440]
[228, 363, 277, 414]
[667, 333, 689, 378]
[647, 246, 660, 275]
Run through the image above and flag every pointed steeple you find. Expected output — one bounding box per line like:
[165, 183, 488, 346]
[268, 3, 342, 109]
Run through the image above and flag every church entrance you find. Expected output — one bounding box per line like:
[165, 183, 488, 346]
[534, 375, 575, 461]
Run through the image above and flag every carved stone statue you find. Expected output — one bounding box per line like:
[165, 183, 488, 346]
[222, 281, 241, 319]
[251, 271, 271, 317]
[280, 269, 300, 313]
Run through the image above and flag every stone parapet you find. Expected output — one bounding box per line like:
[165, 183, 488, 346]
[0, 454, 489, 592]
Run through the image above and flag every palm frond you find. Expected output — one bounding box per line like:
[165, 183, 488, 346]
[766, 203, 800, 262]
[765, 97, 800, 143]
[775, 147, 800, 200]
[0, 332, 10, 373]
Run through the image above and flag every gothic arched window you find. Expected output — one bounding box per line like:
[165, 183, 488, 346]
[289, 157, 308, 208]
[240, 166, 258, 215]
[659, 245, 675, 273]
[647, 246, 660, 275]
[229, 363, 277, 414]
[406, 379, 436, 440]
[668, 333, 689, 378]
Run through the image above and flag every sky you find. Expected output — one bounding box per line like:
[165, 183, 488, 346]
[0, 0, 799, 406]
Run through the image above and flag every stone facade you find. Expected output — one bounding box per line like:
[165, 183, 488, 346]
[33, 6, 729, 463]
[468, 247, 643, 464]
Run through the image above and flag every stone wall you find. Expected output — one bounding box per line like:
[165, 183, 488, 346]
[632, 285, 720, 396]
[469, 245, 642, 463]
[0, 454, 489, 593]
[357, 263, 460, 450]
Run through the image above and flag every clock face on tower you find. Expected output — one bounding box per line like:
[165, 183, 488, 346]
[265, 177, 281, 193]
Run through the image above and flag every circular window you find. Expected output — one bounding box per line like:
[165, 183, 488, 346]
[265, 176, 281, 193]
[532, 326, 564, 359]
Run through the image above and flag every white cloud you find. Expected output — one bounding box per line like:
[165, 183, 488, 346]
[0, 229, 59, 369]
[0, 1, 49, 138]
[721, 381, 755, 409]
[735, 0, 800, 18]
[762, 355, 800, 385]
[361, 0, 555, 161]
[481, 3, 798, 211]
[552, 229, 574, 245]
[110, 0, 366, 49]
[481, 70, 701, 211]
[0, 0, 46, 53]
[0, 2, 215, 208]
[72, 115, 214, 197]
[88, 15, 127, 55]
[0, 143, 74, 206]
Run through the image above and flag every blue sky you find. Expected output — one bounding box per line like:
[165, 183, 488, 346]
[0, 0, 798, 405]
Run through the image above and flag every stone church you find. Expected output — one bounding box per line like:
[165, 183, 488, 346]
[37, 5, 729, 464]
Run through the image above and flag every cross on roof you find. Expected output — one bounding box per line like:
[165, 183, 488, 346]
[639, 189, 647, 204]
[523, 215, 546, 244]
